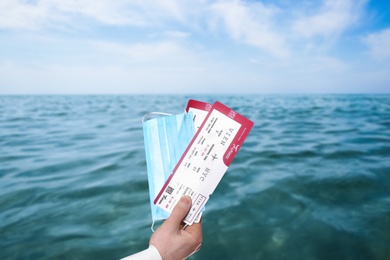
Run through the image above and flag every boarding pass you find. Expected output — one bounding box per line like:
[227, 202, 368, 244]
[154, 101, 254, 225]
[185, 99, 212, 130]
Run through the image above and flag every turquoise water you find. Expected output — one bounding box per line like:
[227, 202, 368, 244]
[1, 95, 390, 260]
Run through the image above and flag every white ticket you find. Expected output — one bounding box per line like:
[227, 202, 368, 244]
[185, 99, 212, 130]
[154, 101, 254, 225]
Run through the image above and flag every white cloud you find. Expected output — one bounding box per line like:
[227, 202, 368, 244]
[145, 0, 186, 23]
[51, 0, 147, 26]
[292, 0, 366, 39]
[143, 0, 209, 28]
[364, 28, 390, 61]
[148, 30, 191, 40]
[91, 41, 188, 62]
[0, 0, 207, 30]
[163, 31, 190, 39]
[210, 1, 289, 58]
[0, 0, 49, 30]
[0, 0, 151, 30]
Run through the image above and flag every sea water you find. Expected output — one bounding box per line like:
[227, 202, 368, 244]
[1, 95, 390, 260]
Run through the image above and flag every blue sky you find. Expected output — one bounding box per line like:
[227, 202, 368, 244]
[0, 0, 389, 94]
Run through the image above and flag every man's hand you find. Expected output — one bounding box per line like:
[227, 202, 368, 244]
[150, 196, 202, 260]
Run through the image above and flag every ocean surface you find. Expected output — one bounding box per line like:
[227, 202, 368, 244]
[1, 94, 390, 260]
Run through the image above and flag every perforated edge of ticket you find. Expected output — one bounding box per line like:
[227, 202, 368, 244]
[154, 101, 254, 225]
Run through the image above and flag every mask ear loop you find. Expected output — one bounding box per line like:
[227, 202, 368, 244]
[151, 220, 156, 233]
[142, 112, 173, 123]
[151, 219, 165, 233]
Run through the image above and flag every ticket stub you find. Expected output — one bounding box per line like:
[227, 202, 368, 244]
[154, 101, 254, 225]
[185, 99, 212, 130]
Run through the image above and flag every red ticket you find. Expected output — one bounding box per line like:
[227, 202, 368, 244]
[185, 99, 212, 130]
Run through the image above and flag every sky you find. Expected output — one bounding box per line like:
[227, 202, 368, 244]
[0, 0, 389, 94]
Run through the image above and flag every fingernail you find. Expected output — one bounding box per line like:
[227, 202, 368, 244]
[181, 195, 191, 205]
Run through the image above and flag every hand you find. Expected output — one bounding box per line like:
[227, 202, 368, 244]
[150, 196, 202, 260]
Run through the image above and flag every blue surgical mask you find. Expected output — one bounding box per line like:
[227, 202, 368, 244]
[142, 112, 195, 229]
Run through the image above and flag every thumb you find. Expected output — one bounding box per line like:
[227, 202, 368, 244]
[166, 196, 192, 229]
